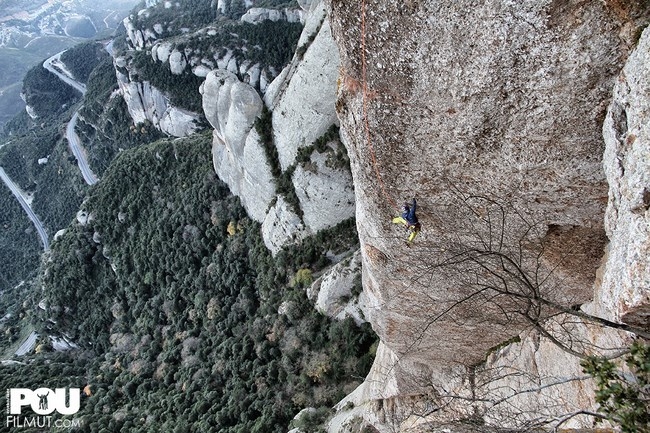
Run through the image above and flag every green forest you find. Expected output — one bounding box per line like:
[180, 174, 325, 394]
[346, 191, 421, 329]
[0, 102, 87, 290]
[0, 186, 41, 289]
[0, 134, 375, 433]
[21, 64, 80, 118]
[60, 42, 110, 83]
[1, 2, 375, 432]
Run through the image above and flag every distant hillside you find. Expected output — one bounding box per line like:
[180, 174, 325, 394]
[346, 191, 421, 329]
[3, 133, 374, 433]
[0, 0, 138, 131]
[0, 3, 378, 433]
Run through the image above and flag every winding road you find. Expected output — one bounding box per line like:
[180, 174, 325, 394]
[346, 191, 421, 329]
[14, 331, 38, 356]
[0, 167, 49, 251]
[0, 51, 96, 253]
[66, 112, 98, 185]
[0, 46, 106, 361]
[43, 53, 87, 95]
[44, 51, 99, 185]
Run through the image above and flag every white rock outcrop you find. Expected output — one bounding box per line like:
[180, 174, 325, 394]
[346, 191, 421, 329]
[54, 229, 66, 241]
[76, 210, 92, 226]
[25, 105, 37, 119]
[241, 8, 284, 23]
[201, 69, 275, 222]
[599, 26, 650, 328]
[152, 41, 172, 63]
[116, 67, 200, 137]
[168, 50, 187, 74]
[293, 147, 355, 232]
[201, 0, 353, 255]
[310, 250, 367, 324]
[297, 0, 314, 12]
[264, 0, 339, 170]
[123, 16, 146, 50]
[193, 65, 211, 77]
[261, 196, 308, 254]
[240, 8, 305, 25]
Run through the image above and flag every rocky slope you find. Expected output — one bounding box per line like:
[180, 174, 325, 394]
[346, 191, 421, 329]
[0, 0, 137, 130]
[202, 0, 355, 253]
[111, 0, 355, 252]
[327, 0, 650, 431]
[115, 59, 201, 137]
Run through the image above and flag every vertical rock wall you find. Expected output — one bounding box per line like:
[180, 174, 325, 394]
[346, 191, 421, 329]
[116, 66, 201, 137]
[202, 0, 356, 254]
[598, 26, 650, 328]
[327, 0, 649, 430]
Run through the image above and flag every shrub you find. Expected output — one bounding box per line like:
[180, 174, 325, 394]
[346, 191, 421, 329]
[582, 341, 650, 432]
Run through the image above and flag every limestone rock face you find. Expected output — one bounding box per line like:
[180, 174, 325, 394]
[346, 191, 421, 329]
[328, 0, 649, 430]
[309, 250, 367, 324]
[202, 0, 353, 254]
[193, 64, 211, 78]
[474, 325, 627, 430]
[123, 16, 145, 50]
[599, 26, 650, 328]
[298, 0, 314, 11]
[25, 105, 37, 119]
[151, 41, 172, 63]
[331, 0, 633, 370]
[264, 1, 340, 171]
[240, 8, 305, 24]
[261, 196, 308, 254]
[293, 148, 355, 232]
[168, 50, 187, 74]
[123, 14, 160, 50]
[116, 67, 200, 137]
[201, 69, 275, 223]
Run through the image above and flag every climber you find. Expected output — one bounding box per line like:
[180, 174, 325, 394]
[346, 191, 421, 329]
[392, 198, 421, 243]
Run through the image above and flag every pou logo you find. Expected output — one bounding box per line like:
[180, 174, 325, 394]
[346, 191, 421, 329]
[8, 388, 80, 415]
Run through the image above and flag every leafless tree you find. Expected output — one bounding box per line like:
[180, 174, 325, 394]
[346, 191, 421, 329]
[409, 190, 649, 356]
[354, 188, 648, 432]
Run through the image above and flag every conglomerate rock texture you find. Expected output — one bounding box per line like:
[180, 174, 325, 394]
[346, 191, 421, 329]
[599, 26, 650, 329]
[327, 0, 649, 430]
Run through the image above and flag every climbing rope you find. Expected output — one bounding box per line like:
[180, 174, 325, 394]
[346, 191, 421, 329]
[360, 0, 398, 210]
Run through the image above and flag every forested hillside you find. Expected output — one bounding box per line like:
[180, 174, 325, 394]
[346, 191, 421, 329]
[0, 47, 111, 288]
[1, 134, 375, 433]
[0, 189, 41, 289]
[0, 2, 377, 432]
[0, 103, 86, 288]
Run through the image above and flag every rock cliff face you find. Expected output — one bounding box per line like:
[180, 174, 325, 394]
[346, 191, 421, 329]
[115, 63, 201, 137]
[201, 69, 274, 222]
[599, 26, 650, 328]
[122, 2, 305, 92]
[264, 0, 340, 171]
[292, 147, 355, 232]
[327, 0, 649, 430]
[116, 2, 355, 253]
[309, 249, 368, 324]
[241, 7, 305, 24]
[203, 0, 355, 253]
